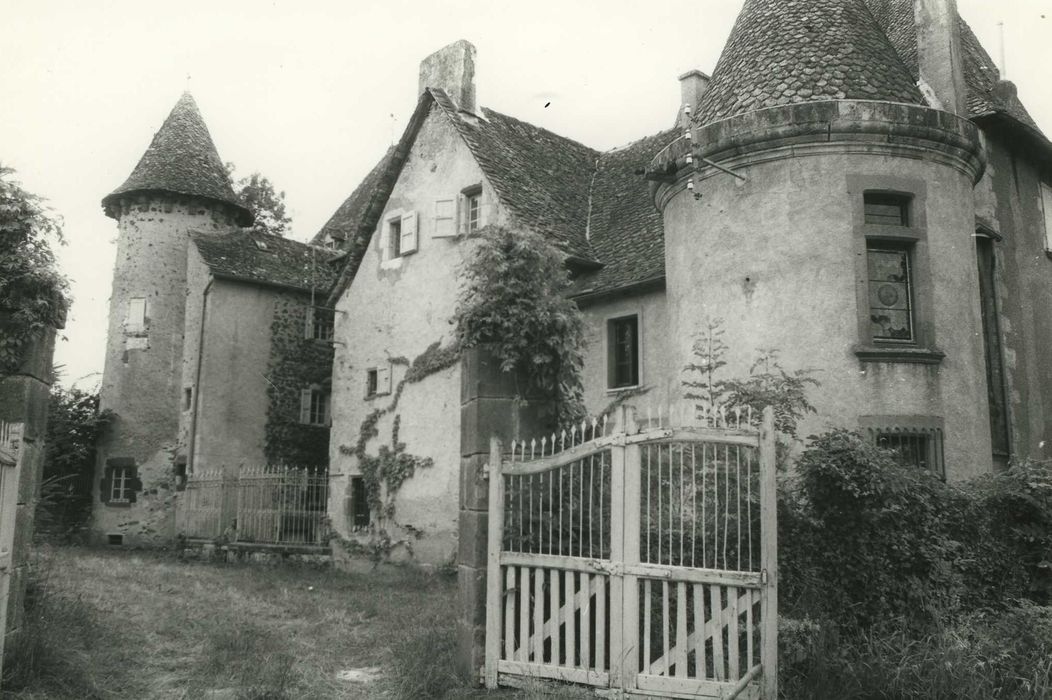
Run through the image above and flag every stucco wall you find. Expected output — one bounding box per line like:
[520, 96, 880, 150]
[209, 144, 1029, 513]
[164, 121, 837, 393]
[579, 290, 673, 414]
[329, 104, 507, 564]
[661, 149, 992, 479]
[973, 132, 1052, 461]
[93, 196, 237, 545]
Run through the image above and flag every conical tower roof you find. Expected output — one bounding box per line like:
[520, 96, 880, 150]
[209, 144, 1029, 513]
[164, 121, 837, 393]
[102, 92, 252, 225]
[694, 0, 925, 125]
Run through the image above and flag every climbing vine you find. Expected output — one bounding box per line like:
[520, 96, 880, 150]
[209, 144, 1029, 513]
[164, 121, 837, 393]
[339, 339, 460, 528]
[0, 165, 69, 375]
[452, 225, 586, 423]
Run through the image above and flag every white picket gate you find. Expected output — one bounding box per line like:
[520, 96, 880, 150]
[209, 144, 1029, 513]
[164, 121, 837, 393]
[0, 421, 25, 677]
[484, 405, 777, 699]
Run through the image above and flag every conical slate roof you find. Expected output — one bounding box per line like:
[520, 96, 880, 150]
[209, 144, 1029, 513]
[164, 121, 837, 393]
[694, 0, 925, 125]
[103, 92, 252, 225]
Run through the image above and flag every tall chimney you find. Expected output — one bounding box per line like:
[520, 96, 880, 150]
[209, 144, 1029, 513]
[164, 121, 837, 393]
[678, 70, 711, 127]
[914, 0, 967, 115]
[419, 40, 478, 115]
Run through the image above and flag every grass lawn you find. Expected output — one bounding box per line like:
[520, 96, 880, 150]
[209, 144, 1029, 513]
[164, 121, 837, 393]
[3, 546, 529, 699]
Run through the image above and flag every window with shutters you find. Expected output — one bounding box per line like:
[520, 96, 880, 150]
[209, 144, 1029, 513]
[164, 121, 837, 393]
[607, 314, 640, 389]
[851, 179, 942, 364]
[388, 218, 402, 258]
[306, 306, 335, 341]
[126, 297, 148, 333]
[300, 386, 330, 426]
[365, 366, 391, 398]
[434, 198, 456, 238]
[460, 185, 484, 234]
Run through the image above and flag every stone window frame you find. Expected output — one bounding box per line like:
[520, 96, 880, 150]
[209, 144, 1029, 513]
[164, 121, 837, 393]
[849, 175, 944, 365]
[605, 310, 643, 392]
[100, 458, 141, 507]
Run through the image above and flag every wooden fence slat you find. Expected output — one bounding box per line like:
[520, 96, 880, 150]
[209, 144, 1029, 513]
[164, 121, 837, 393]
[565, 568, 576, 667]
[485, 436, 506, 689]
[710, 584, 724, 681]
[694, 583, 706, 679]
[518, 567, 530, 663]
[728, 584, 740, 680]
[760, 406, 778, 700]
[579, 572, 591, 669]
[675, 581, 687, 677]
[642, 578, 652, 675]
[533, 567, 544, 662]
[504, 567, 515, 661]
[662, 581, 671, 676]
[550, 568, 560, 666]
[595, 575, 606, 673]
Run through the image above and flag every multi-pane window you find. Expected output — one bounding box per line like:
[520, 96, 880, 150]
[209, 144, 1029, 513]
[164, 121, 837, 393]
[466, 193, 481, 233]
[110, 467, 132, 503]
[867, 245, 914, 343]
[308, 307, 335, 341]
[101, 460, 139, 505]
[300, 387, 330, 426]
[608, 315, 640, 389]
[864, 193, 909, 226]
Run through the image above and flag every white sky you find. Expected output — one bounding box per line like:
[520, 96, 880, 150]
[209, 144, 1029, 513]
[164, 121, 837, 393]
[3, 0, 1050, 389]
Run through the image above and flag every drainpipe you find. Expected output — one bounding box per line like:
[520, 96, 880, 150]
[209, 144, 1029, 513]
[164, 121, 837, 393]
[187, 277, 213, 474]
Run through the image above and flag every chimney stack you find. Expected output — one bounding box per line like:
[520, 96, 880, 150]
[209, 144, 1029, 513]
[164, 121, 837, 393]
[419, 40, 478, 115]
[678, 70, 711, 127]
[914, 0, 967, 115]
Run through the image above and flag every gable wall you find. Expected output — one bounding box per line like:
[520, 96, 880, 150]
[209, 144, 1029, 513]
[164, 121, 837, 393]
[328, 105, 509, 564]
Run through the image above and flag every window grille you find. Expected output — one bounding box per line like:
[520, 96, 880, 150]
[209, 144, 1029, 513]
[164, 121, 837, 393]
[864, 422, 945, 478]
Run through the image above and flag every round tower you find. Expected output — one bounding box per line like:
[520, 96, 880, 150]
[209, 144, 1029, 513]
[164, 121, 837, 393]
[649, 0, 992, 478]
[94, 92, 252, 545]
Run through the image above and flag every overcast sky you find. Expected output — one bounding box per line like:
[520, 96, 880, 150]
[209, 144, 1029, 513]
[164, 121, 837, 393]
[4, 0, 1051, 389]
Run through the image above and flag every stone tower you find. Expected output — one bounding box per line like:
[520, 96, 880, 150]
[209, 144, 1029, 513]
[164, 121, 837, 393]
[648, 0, 992, 478]
[93, 93, 252, 545]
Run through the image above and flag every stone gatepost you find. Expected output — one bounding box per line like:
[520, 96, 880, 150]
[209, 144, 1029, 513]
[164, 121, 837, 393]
[0, 314, 60, 638]
[457, 346, 556, 682]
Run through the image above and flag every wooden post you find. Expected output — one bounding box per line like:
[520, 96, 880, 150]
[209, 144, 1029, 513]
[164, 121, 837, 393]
[484, 437, 504, 688]
[758, 406, 778, 700]
[618, 405, 640, 692]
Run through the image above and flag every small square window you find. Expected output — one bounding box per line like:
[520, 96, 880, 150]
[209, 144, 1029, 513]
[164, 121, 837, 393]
[608, 315, 640, 389]
[366, 369, 378, 398]
[867, 244, 914, 343]
[388, 218, 402, 259]
[308, 307, 335, 341]
[864, 193, 909, 226]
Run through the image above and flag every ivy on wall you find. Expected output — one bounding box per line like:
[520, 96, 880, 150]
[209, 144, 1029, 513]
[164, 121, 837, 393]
[339, 340, 459, 524]
[263, 297, 334, 469]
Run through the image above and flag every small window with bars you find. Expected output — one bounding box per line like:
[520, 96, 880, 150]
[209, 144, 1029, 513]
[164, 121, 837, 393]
[862, 417, 945, 478]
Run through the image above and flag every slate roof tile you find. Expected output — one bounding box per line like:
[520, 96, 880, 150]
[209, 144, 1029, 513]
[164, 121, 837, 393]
[192, 230, 338, 293]
[103, 92, 252, 225]
[695, 0, 925, 125]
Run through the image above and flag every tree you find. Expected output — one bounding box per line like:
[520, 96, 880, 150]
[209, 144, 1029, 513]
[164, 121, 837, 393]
[225, 163, 292, 237]
[0, 165, 69, 375]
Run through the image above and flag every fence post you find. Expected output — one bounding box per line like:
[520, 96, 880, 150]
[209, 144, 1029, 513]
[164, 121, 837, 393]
[483, 437, 503, 689]
[759, 406, 778, 700]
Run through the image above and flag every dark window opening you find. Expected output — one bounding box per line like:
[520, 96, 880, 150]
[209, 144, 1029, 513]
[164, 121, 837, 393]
[976, 237, 1010, 457]
[183, 387, 192, 411]
[311, 307, 335, 341]
[389, 218, 402, 258]
[864, 193, 910, 226]
[350, 476, 371, 530]
[608, 315, 640, 389]
[867, 244, 914, 343]
[366, 369, 378, 398]
[868, 426, 945, 479]
[107, 534, 124, 546]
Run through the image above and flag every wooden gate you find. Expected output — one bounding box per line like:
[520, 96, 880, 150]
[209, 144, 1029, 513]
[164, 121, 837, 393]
[0, 421, 25, 672]
[484, 405, 777, 699]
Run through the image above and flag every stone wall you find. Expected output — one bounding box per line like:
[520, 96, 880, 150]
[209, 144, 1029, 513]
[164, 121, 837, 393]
[0, 318, 58, 637]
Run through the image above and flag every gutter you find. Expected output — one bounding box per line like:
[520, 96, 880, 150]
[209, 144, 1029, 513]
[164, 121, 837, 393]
[570, 275, 666, 307]
[187, 277, 213, 474]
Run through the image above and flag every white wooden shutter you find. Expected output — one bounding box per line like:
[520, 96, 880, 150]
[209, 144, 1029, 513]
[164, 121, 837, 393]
[299, 389, 312, 424]
[376, 367, 391, 395]
[400, 211, 418, 254]
[434, 198, 456, 238]
[127, 298, 147, 331]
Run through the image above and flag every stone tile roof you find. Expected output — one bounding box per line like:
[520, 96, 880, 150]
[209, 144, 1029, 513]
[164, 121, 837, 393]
[311, 146, 396, 247]
[695, 0, 925, 125]
[865, 0, 1043, 132]
[192, 230, 338, 293]
[571, 129, 677, 299]
[444, 97, 601, 263]
[103, 92, 252, 225]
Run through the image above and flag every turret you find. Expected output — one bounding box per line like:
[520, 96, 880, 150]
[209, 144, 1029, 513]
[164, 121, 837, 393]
[93, 92, 248, 545]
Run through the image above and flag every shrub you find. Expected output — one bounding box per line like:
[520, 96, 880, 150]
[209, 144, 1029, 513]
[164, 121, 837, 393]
[453, 225, 586, 423]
